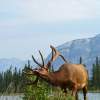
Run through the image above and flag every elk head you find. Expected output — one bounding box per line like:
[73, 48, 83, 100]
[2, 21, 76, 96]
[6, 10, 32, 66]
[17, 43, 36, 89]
[31, 45, 61, 77]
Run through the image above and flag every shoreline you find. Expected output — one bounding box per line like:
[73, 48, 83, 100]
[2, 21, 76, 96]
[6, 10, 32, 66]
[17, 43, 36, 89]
[0, 91, 100, 96]
[0, 93, 23, 96]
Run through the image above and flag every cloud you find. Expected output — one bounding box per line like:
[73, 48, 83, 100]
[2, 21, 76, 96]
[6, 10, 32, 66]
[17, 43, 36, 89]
[0, 0, 99, 59]
[0, 0, 99, 26]
[0, 0, 99, 24]
[16, 0, 98, 22]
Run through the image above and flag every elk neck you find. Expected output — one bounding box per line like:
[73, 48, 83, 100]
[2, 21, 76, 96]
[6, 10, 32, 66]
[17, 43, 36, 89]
[39, 71, 61, 86]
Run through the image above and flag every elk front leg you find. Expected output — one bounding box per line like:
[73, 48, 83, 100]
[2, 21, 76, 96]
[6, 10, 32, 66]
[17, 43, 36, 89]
[71, 85, 78, 100]
[61, 87, 68, 97]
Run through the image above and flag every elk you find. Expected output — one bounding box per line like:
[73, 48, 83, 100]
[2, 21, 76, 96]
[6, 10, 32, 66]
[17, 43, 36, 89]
[24, 45, 88, 100]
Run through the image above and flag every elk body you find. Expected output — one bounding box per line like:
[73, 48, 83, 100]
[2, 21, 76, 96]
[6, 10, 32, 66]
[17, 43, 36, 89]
[24, 45, 88, 100]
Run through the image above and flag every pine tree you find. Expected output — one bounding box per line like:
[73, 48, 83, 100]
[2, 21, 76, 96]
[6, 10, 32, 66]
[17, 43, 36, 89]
[79, 56, 82, 64]
[91, 57, 100, 90]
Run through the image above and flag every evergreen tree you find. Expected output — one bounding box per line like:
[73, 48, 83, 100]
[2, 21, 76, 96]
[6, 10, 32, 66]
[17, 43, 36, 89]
[91, 57, 100, 89]
[79, 56, 82, 64]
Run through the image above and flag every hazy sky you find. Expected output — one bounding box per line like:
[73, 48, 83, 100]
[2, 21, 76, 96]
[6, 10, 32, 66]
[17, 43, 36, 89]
[0, 0, 99, 60]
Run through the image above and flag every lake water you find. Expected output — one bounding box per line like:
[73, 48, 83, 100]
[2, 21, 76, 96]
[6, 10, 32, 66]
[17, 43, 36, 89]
[79, 92, 100, 100]
[0, 95, 22, 100]
[0, 93, 100, 100]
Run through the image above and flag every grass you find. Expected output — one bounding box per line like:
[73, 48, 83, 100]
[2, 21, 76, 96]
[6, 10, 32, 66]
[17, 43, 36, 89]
[47, 90, 75, 100]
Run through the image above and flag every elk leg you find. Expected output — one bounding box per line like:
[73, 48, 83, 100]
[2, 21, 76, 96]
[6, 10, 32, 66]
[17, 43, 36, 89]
[61, 87, 67, 93]
[71, 85, 78, 100]
[63, 88, 67, 93]
[83, 86, 87, 100]
[75, 91, 79, 100]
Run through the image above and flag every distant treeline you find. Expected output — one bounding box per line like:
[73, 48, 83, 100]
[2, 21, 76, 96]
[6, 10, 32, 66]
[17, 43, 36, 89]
[0, 57, 100, 94]
[79, 56, 100, 90]
[0, 66, 23, 93]
[89, 57, 100, 90]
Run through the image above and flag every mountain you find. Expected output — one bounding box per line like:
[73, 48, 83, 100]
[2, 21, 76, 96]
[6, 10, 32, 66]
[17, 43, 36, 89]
[0, 57, 38, 72]
[1, 34, 100, 75]
[0, 58, 27, 72]
[46, 34, 100, 77]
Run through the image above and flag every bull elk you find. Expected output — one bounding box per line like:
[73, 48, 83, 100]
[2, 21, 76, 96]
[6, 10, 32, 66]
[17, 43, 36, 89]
[24, 45, 88, 100]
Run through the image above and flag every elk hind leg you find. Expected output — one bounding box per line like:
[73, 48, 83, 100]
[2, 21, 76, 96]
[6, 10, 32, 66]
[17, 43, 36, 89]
[75, 91, 79, 100]
[83, 86, 87, 100]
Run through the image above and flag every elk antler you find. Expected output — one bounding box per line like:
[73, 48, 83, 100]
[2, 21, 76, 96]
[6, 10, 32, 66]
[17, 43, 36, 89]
[47, 45, 67, 67]
[50, 45, 68, 63]
[39, 50, 44, 66]
[32, 51, 45, 67]
[50, 45, 60, 62]
[59, 54, 67, 63]
[47, 45, 61, 67]
[32, 55, 42, 67]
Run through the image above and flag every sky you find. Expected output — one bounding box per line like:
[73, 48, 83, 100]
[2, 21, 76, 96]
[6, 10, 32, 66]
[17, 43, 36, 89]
[0, 0, 99, 60]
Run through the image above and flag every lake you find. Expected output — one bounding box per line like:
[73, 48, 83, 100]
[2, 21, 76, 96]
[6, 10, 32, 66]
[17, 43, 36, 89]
[79, 92, 100, 100]
[0, 95, 22, 100]
[0, 93, 100, 100]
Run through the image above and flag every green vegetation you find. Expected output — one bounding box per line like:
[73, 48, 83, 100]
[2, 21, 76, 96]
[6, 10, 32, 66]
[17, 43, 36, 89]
[23, 79, 75, 100]
[0, 66, 23, 93]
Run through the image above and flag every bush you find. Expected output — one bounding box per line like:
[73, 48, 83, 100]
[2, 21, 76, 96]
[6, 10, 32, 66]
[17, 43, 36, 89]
[23, 79, 75, 100]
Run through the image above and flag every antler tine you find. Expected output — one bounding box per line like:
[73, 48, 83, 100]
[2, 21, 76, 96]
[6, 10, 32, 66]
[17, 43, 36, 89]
[50, 45, 60, 62]
[46, 45, 60, 68]
[49, 45, 68, 63]
[32, 55, 42, 67]
[59, 54, 68, 63]
[51, 47, 54, 61]
[39, 50, 45, 66]
[46, 47, 54, 68]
